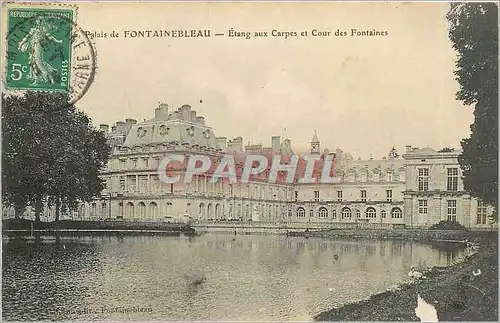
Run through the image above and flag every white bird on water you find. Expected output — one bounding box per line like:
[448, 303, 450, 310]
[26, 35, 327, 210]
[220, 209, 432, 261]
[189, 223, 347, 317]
[414, 294, 438, 322]
[408, 266, 426, 280]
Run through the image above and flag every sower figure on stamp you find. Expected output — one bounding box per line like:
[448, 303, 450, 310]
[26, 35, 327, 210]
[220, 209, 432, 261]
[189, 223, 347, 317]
[18, 16, 63, 86]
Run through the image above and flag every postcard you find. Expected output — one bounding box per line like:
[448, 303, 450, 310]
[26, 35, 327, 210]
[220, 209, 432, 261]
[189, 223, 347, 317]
[1, 1, 498, 322]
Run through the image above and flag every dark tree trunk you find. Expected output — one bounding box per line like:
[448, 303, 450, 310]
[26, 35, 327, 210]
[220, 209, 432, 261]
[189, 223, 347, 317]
[55, 198, 61, 222]
[34, 198, 43, 223]
[14, 202, 25, 220]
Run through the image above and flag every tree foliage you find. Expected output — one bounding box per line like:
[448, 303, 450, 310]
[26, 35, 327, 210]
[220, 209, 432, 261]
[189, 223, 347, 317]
[447, 3, 498, 218]
[2, 92, 111, 222]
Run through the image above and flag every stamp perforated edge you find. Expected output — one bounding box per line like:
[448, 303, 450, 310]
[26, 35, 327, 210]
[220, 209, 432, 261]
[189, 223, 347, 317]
[2, 2, 98, 104]
[3, 2, 79, 93]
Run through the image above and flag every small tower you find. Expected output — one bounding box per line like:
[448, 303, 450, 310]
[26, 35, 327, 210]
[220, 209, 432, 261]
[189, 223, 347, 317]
[311, 130, 320, 154]
[388, 146, 399, 159]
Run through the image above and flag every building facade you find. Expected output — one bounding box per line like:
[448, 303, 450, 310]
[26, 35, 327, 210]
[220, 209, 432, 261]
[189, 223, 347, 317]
[5, 102, 496, 229]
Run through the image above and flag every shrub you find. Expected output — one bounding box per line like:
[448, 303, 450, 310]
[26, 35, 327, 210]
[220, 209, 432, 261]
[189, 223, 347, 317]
[429, 220, 467, 231]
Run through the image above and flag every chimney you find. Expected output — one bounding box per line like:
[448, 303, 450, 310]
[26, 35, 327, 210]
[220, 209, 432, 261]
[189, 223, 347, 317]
[190, 111, 197, 122]
[125, 118, 137, 133]
[155, 102, 169, 120]
[180, 105, 191, 120]
[216, 137, 227, 150]
[99, 124, 109, 134]
[196, 116, 205, 125]
[116, 121, 126, 133]
[271, 136, 281, 150]
[405, 145, 412, 153]
[229, 137, 243, 152]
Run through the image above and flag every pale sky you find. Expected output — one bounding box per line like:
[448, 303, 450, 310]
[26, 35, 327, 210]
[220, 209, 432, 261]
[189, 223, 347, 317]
[60, 2, 474, 158]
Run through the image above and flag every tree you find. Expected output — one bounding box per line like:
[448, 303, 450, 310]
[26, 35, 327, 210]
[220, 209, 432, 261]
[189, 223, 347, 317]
[2, 92, 111, 222]
[447, 3, 498, 219]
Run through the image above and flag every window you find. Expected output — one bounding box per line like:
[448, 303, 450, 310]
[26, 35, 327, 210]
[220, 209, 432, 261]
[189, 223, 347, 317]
[297, 207, 306, 217]
[119, 176, 125, 191]
[399, 171, 406, 182]
[373, 173, 380, 182]
[386, 172, 393, 182]
[356, 210, 361, 218]
[447, 200, 457, 221]
[132, 159, 138, 168]
[120, 159, 126, 169]
[91, 203, 96, 216]
[143, 158, 149, 168]
[341, 207, 352, 219]
[310, 209, 314, 217]
[337, 190, 343, 202]
[288, 209, 292, 217]
[386, 190, 392, 202]
[447, 168, 459, 191]
[418, 168, 429, 191]
[332, 210, 337, 219]
[381, 210, 387, 218]
[477, 201, 488, 225]
[360, 172, 367, 182]
[318, 207, 328, 218]
[361, 190, 367, 202]
[294, 191, 298, 202]
[391, 207, 402, 219]
[366, 207, 376, 218]
[314, 191, 320, 202]
[418, 200, 428, 214]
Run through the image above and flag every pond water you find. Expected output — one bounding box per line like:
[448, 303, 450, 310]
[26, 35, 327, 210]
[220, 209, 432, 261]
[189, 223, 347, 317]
[2, 234, 463, 321]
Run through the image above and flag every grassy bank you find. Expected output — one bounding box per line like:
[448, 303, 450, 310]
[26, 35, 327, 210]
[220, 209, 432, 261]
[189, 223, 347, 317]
[314, 230, 498, 321]
[2, 219, 195, 234]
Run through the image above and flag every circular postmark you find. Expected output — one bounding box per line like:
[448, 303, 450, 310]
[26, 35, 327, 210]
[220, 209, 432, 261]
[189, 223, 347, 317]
[5, 8, 96, 104]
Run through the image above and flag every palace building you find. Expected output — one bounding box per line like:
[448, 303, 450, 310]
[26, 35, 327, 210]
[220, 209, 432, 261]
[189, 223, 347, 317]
[5, 102, 496, 229]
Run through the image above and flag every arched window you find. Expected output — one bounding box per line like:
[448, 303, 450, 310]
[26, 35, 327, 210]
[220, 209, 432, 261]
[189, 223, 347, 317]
[391, 207, 403, 219]
[341, 207, 352, 219]
[126, 202, 134, 219]
[332, 210, 337, 219]
[366, 207, 376, 218]
[381, 210, 387, 218]
[101, 202, 107, 217]
[356, 210, 361, 218]
[318, 207, 328, 218]
[297, 207, 306, 217]
[138, 202, 146, 219]
[149, 202, 158, 220]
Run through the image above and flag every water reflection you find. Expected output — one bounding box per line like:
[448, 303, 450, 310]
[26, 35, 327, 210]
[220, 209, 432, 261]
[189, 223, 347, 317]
[2, 234, 465, 321]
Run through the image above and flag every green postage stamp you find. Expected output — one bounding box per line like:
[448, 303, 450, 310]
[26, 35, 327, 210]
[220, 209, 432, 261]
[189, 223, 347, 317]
[6, 8, 73, 91]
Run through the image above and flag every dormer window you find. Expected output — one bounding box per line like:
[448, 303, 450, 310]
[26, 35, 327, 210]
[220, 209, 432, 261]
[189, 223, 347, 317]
[137, 127, 146, 138]
[159, 125, 170, 136]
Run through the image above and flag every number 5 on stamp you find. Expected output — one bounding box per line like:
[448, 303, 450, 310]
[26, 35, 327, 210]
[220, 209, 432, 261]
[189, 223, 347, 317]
[6, 8, 73, 91]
